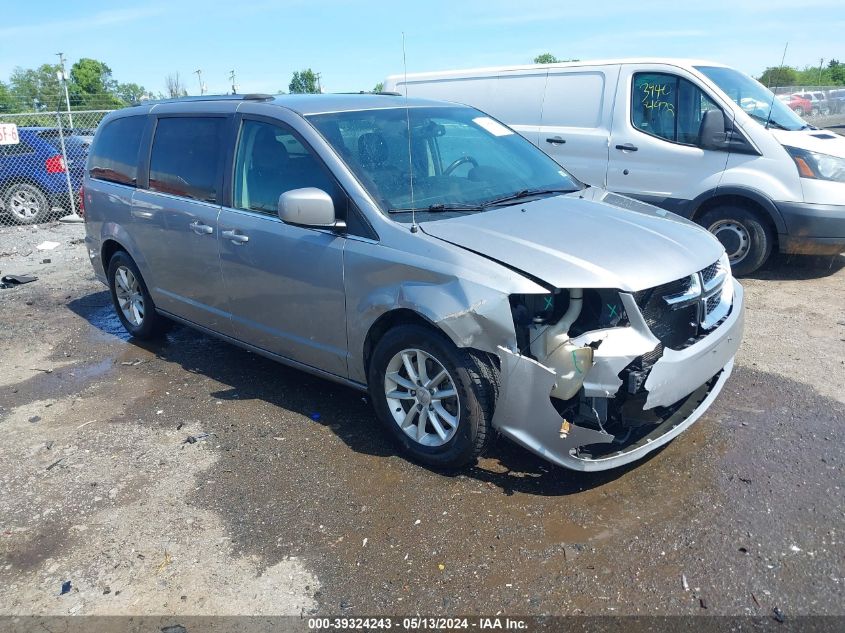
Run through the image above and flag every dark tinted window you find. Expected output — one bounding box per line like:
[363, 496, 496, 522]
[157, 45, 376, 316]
[89, 116, 145, 185]
[149, 117, 224, 203]
[233, 119, 337, 214]
[632, 73, 720, 145]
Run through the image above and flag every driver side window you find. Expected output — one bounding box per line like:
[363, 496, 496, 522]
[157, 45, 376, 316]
[632, 73, 720, 146]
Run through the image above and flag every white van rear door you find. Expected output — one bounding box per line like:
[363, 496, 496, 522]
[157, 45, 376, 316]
[538, 66, 619, 187]
[606, 65, 730, 208]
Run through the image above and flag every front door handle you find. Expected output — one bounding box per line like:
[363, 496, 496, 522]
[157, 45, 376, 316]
[189, 221, 214, 235]
[615, 143, 639, 152]
[221, 229, 249, 245]
[546, 136, 566, 145]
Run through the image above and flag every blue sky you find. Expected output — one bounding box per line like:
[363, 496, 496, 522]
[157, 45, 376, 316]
[1, 0, 843, 96]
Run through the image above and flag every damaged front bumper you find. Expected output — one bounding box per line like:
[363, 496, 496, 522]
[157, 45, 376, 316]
[491, 280, 744, 471]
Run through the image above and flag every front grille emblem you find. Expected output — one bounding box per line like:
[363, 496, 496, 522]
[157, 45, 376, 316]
[663, 268, 726, 328]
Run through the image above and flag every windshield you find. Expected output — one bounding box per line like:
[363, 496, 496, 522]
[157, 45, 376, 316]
[695, 66, 808, 131]
[307, 106, 582, 221]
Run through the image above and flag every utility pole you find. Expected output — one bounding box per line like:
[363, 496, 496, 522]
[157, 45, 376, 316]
[316, 72, 322, 93]
[818, 58, 824, 86]
[229, 69, 237, 94]
[55, 52, 73, 129]
[194, 69, 205, 95]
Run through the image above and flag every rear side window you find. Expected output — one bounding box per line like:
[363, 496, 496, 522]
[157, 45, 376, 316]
[89, 116, 146, 186]
[631, 73, 720, 145]
[149, 117, 224, 203]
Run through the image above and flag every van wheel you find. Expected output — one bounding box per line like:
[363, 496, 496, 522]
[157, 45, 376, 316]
[107, 251, 169, 339]
[700, 206, 773, 276]
[368, 324, 496, 470]
[4, 183, 50, 225]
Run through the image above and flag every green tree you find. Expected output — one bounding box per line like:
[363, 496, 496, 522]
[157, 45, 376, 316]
[9, 64, 63, 110]
[115, 82, 149, 104]
[69, 58, 122, 108]
[534, 53, 559, 64]
[829, 60, 845, 84]
[758, 65, 798, 87]
[289, 69, 320, 94]
[0, 81, 18, 113]
[373, 81, 384, 93]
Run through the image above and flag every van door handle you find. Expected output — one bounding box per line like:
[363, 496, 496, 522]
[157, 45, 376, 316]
[546, 136, 566, 144]
[615, 143, 638, 152]
[221, 229, 249, 244]
[189, 221, 214, 235]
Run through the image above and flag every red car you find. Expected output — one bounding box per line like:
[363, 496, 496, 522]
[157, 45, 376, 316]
[777, 93, 812, 116]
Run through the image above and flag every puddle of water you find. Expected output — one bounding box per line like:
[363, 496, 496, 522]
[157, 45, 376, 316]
[85, 304, 131, 342]
[540, 516, 595, 544]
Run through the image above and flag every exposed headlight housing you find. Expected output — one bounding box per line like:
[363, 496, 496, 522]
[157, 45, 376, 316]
[785, 146, 845, 183]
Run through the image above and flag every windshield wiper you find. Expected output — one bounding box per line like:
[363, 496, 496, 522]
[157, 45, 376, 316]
[387, 202, 483, 214]
[481, 187, 578, 208]
[747, 112, 789, 130]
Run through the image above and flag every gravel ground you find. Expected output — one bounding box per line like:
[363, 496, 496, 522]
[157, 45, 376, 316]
[0, 222, 843, 619]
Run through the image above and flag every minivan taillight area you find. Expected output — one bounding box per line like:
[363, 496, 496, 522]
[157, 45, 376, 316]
[45, 155, 67, 174]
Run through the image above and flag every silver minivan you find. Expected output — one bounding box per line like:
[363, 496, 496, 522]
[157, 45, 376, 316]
[82, 94, 744, 471]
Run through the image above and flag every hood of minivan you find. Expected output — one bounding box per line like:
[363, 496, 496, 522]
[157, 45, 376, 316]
[420, 189, 724, 292]
[770, 128, 845, 158]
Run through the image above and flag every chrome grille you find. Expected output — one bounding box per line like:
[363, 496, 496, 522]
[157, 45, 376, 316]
[633, 258, 732, 350]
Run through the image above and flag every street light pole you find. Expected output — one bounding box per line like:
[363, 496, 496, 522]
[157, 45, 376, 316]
[56, 52, 73, 129]
[194, 69, 205, 95]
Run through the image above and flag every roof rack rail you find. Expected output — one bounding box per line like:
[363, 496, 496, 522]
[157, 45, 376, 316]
[139, 93, 275, 106]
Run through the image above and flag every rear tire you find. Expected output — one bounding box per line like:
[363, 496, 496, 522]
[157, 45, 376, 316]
[3, 183, 50, 225]
[368, 324, 496, 469]
[107, 251, 169, 339]
[700, 206, 773, 276]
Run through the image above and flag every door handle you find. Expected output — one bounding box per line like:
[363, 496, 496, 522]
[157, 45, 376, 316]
[189, 221, 214, 235]
[615, 143, 638, 152]
[221, 229, 249, 244]
[545, 136, 566, 145]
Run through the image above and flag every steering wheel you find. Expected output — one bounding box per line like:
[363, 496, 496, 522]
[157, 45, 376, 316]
[444, 155, 479, 176]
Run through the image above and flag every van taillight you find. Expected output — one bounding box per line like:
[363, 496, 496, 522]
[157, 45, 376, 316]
[45, 155, 67, 174]
[78, 184, 85, 219]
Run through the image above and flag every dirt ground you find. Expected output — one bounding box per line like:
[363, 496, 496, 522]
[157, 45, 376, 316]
[0, 221, 843, 618]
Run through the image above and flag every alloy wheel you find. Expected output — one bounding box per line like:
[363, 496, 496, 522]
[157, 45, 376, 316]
[384, 348, 460, 447]
[114, 265, 145, 326]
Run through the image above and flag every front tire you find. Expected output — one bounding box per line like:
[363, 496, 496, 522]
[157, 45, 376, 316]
[700, 206, 774, 276]
[3, 183, 50, 225]
[368, 324, 496, 469]
[107, 251, 169, 339]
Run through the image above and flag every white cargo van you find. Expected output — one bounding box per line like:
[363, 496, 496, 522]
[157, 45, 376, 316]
[385, 59, 845, 274]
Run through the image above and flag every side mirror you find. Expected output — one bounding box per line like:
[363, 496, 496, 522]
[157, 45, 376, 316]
[277, 187, 344, 230]
[699, 109, 729, 151]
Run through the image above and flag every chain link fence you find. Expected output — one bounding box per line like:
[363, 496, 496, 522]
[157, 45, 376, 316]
[769, 86, 845, 130]
[0, 110, 113, 226]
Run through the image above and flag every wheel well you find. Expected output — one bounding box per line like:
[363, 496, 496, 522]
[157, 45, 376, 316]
[362, 309, 442, 376]
[692, 194, 779, 247]
[101, 239, 126, 269]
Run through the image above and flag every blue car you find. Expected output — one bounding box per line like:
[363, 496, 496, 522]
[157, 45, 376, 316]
[0, 127, 89, 224]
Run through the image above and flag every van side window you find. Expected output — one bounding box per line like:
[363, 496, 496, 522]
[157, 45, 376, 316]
[631, 73, 720, 146]
[233, 120, 338, 215]
[149, 117, 224, 203]
[89, 116, 146, 186]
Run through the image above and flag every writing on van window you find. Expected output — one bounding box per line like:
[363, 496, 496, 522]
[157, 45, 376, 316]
[639, 81, 675, 115]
